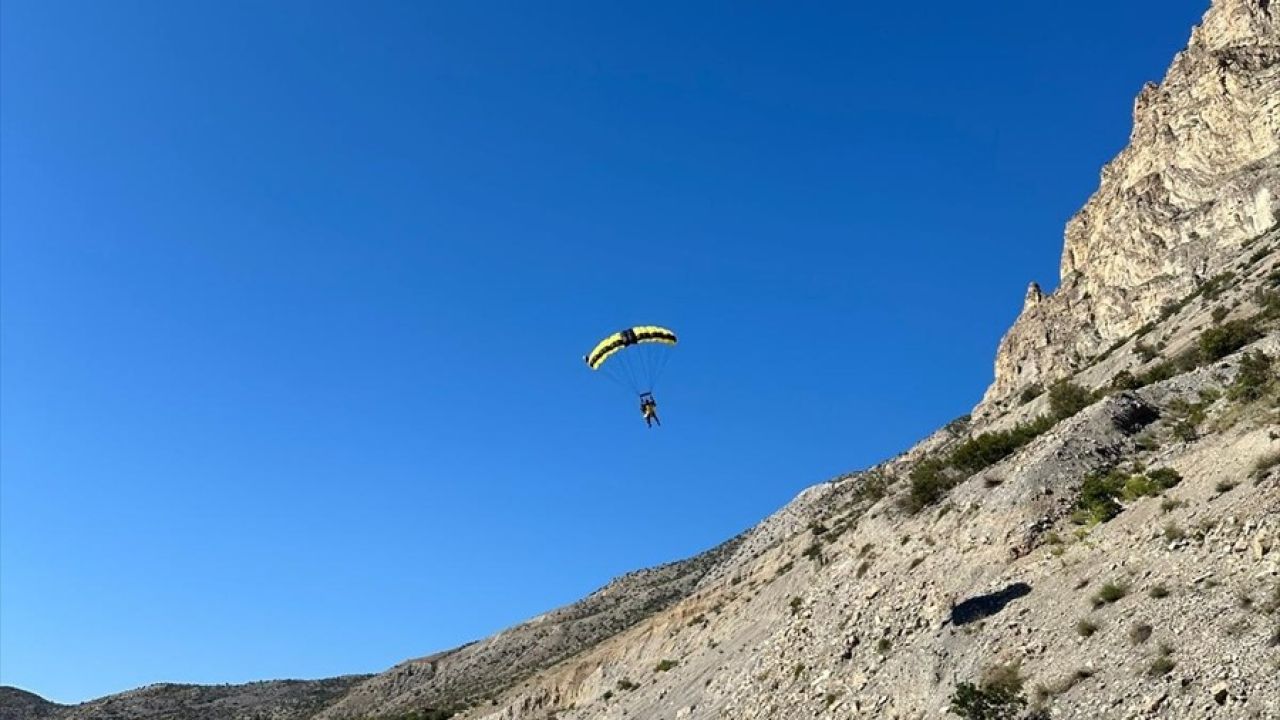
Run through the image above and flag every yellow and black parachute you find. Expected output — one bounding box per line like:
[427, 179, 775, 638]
[584, 325, 677, 394]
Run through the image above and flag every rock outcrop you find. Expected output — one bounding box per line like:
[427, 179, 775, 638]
[979, 0, 1279, 416]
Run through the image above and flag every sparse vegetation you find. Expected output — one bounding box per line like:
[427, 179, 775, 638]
[1129, 623, 1153, 645]
[801, 542, 824, 564]
[905, 457, 957, 513]
[616, 679, 638, 691]
[1253, 450, 1280, 479]
[654, 659, 678, 673]
[1049, 381, 1094, 420]
[1229, 350, 1275, 402]
[1110, 370, 1142, 391]
[1215, 480, 1237, 493]
[1149, 584, 1170, 599]
[1163, 522, 1186, 542]
[948, 416, 1054, 475]
[789, 596, 803, 616]
[876, 638, 892, 654]
[1076, 618, 1100, 637]
[1199, 317, 1263, 362]
[1074, 466, 1181, 525]
[1092, 581, 1129, 608]
[1211, 305, 1229, 324]
[949, 663, 1027, 720]
[1146, 644, 1175, 677]
[1019, 383, 1044, 404]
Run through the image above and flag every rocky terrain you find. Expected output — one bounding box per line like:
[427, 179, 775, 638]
[3, 0, 1277, 718]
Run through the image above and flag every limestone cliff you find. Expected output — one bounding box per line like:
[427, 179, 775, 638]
[978, 0, 1279, 416]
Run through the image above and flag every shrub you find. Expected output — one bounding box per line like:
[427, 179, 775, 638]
[905, 458, 955, 513]
[801, 543, 823, 564]
[1199, 318, 1263, 362]
[1049, 381, 1094, 420]
[1147, 645, 1175, 677]
[856, 470, 891, 503]
[1163, 522, 1186, 542]
[1111, 370, 1142, 391]
[1139, 359, 1177, 385]
[1254, 450, 1280, 479]
[949, 664, 1027, 720]
[1129, 623, 1153, 645]
[1215, 480, 1238, 493]
[948, 415, 1054, 476]
[1076, 619, 1100, 637]
[1074, 469, 1126, 524]
[876, 638, 892, 654]
[617, 679, 639, 691]
[1149, 584, 1170, 599]
[1200, 272, 1234, 301]
[1146, 467, 1182, 489]
[1135, 341, 1159, 362]
[1229, 350, 1274, 402]
[789, 596, 803, 615]
[1093, 581, 1129, 607]
[1160, 497, 1184, 513]
[1171, 419, 1198, 442]
[654, 659, 678, 673]
[1122, 474, 1161, 500]
[1019, 384, 1044, 404]
[1211, 306, 1229, 324]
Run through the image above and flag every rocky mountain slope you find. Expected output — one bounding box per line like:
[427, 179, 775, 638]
[3, 1, 1277, 718]
[978, 0, 1278, 416]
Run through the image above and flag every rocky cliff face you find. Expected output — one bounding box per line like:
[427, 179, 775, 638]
[3, 2, 1279, 720]
[978, 0, 1279, 416]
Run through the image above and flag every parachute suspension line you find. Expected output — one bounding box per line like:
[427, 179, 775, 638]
[648, 343, 673, 390]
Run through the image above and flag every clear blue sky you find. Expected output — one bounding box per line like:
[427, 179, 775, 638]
[2, 0, 1207, 703]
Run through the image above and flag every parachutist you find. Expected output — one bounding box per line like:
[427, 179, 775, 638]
[640, 392, 660, 428]
[583, 325, 677, 428]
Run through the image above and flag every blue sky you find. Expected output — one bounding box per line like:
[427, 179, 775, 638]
[2, 0, 1208, 703]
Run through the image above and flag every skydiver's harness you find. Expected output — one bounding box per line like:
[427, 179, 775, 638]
[640, 392, 657, 417]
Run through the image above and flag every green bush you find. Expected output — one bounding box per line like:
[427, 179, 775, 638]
[1147, 644, 1175, 677]
[1199, 318, 1263, 362]
[654, 659, 678, 672]
[1229, 350, 1274, 402]
[1076, 619, 1099, 637]
[949, 664, 1027, 720]
[949, 415, 1055, 475]
[1211, 306, 1229, 324]
[1074, 469, 1126, 524]
[1200, 272, 1234, 301]
[1019, 384, 1044, 404]
[905, 458, 954, 514]
[1111, 370, 1142, 391]
[1146, 467, 1182, 489]
[1049, 381, 1094, 420]
[1092, 581, 1129, 607]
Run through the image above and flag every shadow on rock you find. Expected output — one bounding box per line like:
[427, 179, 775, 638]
[950, 582, 1032, 626]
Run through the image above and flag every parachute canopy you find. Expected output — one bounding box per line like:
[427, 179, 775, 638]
[584, 325, 677, 394]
